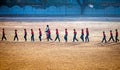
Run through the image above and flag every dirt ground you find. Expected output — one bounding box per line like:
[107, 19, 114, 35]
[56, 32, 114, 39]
[0, 21, 120, 70]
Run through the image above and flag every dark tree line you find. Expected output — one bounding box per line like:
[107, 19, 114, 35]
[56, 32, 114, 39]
[0, 0, 120, 15]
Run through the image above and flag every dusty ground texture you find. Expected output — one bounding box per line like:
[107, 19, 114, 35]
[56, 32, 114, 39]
[0, 21, 120, 70]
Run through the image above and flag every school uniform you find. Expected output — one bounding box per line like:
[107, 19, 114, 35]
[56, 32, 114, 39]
[85, 29, 89, 42]
[2, 29, 7, 41]
[80, 29, 84, 42]
[115, 30, 119, 42]
[64, 29, 68, 42]
[47, 29, 52, 41]
[14, 30, 19, 41]
[24, 29, 27, 41]
[73, 30, 78, 42]
[55, 29, 60, 42]
[39, 29, 42, 41]
[102, 32, 107, 43]
[31, 30, 34, 41]
[108, 31, 114, 42]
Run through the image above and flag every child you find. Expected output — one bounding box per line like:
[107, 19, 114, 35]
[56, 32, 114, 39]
[31, 29, 34, 41]
[101, 31, 107, 43]
[24, 29, 27, 41]
[14, 29, 19, 41]
[85, 28, 89, 42]
[115, 29, 119, 42]
[64, 29, 68, 42]
[108, 30, 114, 42]
[54, 29, 60, 42]
[39, 28, 42, 41]
[73, 29, 78, 42]
[47, 28, 53, 41]
[1, 28, 7, 41]
[80, 29, 84, 42]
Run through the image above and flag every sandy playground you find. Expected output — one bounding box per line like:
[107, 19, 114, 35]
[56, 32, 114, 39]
[0, 21, 120, 70]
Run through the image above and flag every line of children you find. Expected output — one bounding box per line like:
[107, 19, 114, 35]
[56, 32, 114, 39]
[1, 28, 89, 42]
[79, 28, 89, 42]
[1, 28, 119, 43]
[101, 29, 119, 43]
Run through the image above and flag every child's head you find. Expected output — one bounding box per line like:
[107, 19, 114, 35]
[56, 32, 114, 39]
[110, 30, 112, 32]
[103, 31, 105, 33]
[82, 29, 84, 31]
[73, 29, 76, 31]
[86, 28, 88, 30]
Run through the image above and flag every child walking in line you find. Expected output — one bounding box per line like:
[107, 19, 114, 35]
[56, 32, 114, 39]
[85, 28, 89, 42]
[31, 29, 34, 42]
[54, 29, 60, 42]
[64, 29, 68, 42]
[39, 28, 42, 41]
[101, 31, 107, 43]
[47, 28, 53, 41]
[1, 28, 7, 41]
[108, 30, 114, 42]
[115, 29, 119, 42]
[14, 29, 19, 41]
[73, 29, 78, 42]
[2, 28, 7, 41]
[24, 29, 27, 41]
[80, 29, 84, 42]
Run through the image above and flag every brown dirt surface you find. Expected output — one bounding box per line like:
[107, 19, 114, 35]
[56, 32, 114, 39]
[0, 21, 120, 70]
